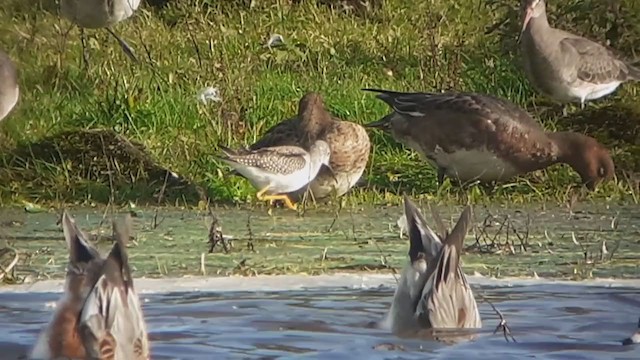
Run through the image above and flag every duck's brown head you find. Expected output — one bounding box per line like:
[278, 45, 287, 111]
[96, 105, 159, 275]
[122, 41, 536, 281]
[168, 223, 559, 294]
[520, 0, 547, 34]
[552, 132, 615, 190]
[297, 92, 332, 146]
[61, 211, 104, 302]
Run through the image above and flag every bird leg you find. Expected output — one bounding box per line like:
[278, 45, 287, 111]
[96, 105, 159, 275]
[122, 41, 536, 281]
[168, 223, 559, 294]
[80, 28, 90, 68]
[255, 185, 271, 200]
[261, 194, 298, 210]
[105, 27, 139, 63]
[437, 167, 446, 187]
[255, 186, 298, 210]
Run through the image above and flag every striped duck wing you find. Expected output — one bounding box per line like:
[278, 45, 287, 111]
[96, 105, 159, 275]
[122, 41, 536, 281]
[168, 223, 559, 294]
[221, 145, 309, 175]
[404, 196, 443, 263]
[367, 89, 542, 130]
[560, 37, 640, 84]
[79, 215, 150, 360]
[417, 206, 481, 329]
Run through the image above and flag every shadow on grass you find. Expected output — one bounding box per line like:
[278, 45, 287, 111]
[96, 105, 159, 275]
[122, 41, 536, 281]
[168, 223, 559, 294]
[0, 128, 207, 205]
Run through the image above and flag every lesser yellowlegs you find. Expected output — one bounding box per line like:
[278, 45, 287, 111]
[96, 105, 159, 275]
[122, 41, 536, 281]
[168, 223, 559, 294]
[219, 140, 333, 210]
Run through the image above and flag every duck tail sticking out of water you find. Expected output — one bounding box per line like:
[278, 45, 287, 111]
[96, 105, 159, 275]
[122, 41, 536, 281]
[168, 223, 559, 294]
[417, 205, 482, 330]
[79, 215, 150, 360]
[379, 197, 444, 334]
[30, 212, 150, 360]
[622, 317, 640, 346]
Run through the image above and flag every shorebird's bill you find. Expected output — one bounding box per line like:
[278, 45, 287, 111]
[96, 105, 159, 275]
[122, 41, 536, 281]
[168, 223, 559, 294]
[322, 164, 338, 182]
[519, 6, 534, 41]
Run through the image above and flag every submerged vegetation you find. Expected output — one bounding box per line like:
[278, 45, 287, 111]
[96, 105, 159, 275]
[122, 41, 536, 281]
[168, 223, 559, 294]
[0, 0, 638, 207]
[1, 203, 638, 283]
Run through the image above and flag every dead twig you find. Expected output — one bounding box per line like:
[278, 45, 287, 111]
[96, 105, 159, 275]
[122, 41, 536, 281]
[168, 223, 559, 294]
[207, 205, 230, 253]
[474, 290, 517, 343]
[246, 214, 255, 252]
[0, 247, 19, 283]
[152, 171, 170, 230]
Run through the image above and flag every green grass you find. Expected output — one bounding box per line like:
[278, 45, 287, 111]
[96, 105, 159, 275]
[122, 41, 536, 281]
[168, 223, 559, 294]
[0, 0, 639, 207]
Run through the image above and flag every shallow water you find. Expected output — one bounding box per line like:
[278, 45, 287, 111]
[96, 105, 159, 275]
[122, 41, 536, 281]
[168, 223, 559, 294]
[1, 202, 640, 279]
[1, 282, 639, 359]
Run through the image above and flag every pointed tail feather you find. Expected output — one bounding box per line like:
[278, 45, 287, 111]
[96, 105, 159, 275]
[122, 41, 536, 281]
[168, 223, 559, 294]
[109, 215, 134, 292]
[403, 196, 443, 262]
[442, 206, 473, 270]
[362, 88, 404, 105]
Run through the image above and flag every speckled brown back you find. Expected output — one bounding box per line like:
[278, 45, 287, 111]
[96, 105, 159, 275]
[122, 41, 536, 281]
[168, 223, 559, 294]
[223, 146, 308, 175]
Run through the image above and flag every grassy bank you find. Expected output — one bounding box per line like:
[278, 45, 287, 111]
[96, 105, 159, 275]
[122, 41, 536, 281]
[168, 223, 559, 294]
[0, 0, 639, 207]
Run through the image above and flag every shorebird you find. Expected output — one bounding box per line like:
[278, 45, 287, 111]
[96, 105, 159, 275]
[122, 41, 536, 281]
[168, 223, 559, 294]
[218, 139, 333, 210]
[379, 197, 481, 337]
[364, 88, 615, 190]
[0, 48, 18, 123]
[249, 92, 370, 202]
[60, 0, 141, 64]
[519, 0, 640, 108]
[31, 212, 149, 360]
[622, 317, 640, 346]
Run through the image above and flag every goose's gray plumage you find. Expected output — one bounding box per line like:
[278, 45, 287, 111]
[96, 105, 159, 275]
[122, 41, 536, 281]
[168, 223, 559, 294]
[519, 0, 640, 107]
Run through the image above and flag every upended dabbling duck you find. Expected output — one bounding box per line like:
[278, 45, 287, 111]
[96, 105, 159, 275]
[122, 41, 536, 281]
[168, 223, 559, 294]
[249, 92, 371, 202]
[31, 212, 149, 360]
[519, 0, 640, 108]
[364, 88, 615, 190]
[379, 196, 481, 338]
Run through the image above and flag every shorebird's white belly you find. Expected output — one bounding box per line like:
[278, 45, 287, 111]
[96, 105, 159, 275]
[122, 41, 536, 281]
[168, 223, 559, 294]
[61, 0, 141, 28]
[0, 85, 18, 122]
[569, 81, 622, 103]
[231, 163, 318, 194]
[431, 148, 519, 183]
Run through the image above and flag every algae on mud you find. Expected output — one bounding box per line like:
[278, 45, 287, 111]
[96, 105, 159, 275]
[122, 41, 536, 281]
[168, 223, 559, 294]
[0, 0, 639, 206]
[0, 202, 638, 283]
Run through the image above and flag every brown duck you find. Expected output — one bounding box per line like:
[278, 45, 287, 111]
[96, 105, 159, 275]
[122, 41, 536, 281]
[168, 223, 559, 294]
[364, 88, 614, 190]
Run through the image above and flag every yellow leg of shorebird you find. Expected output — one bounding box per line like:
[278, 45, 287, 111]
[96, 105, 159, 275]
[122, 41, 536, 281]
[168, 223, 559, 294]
[261, 194, 298, 210]
[255, 185, 271, 200]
